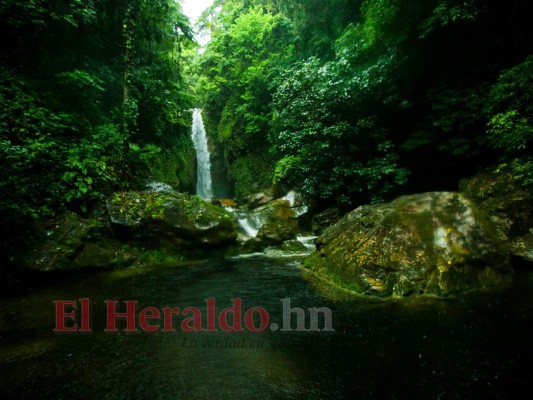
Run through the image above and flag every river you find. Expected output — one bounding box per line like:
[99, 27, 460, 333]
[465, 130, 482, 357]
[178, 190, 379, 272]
[1, 255, 532, 399]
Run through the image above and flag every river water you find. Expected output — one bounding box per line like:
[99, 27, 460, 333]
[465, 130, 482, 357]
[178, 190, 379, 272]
[1, 256, 532, 399]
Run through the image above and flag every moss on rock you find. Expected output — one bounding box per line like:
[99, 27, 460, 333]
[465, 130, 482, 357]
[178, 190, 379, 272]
[304, 192, 513, 297]
[18, 213, 137, 272]
[460, 171, 533, 262]
[107, 191, 237, 247]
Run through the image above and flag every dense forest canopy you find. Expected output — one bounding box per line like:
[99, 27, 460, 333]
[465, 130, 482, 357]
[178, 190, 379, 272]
[1, 0, 532, 257]
[1, 0, 196, 252]
[196, 0, 532, 204]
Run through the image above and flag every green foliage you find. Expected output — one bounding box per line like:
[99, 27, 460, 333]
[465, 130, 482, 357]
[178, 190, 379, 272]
[197, 4, 295, 194]
[56, 69, 105, 92]
[61, 124, 124, 206]
[0, 0, 97, 28]
[270, 35, 408, 204]
[129, 143, 162, 162]
[196, 0, 533, 205]
[488, 111, 531, 152]
[199, 7, 295, 147]
[273, 156, 301, 184]
[228, 154, 274, 200]
[2, 0, 531, 237]
[419, 0, 481, 38]
[486, 56, 533, 154]
[0, 0, 194, 240]
[495, 158, 533, 189]
[0, 72, 124, 218]
[485, 56, 533, 188]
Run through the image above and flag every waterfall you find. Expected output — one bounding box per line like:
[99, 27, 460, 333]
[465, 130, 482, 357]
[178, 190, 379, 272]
[191, 109, 213, 199]
[238, 218, 259, 238]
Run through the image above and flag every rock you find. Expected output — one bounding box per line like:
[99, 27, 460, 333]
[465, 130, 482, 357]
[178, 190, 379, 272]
[460, 171, 533, 262]
[218, 199, 238, 208]
[304, 192, 513, 297]
[235, 191, 309, 244]
[254, 198, 304, 227]
[511, 234, 533, 262]
[281, 190, 305, 208]
[257, 223, 297, 245]
[240, 238, 264, 253]
[236, 233, 249, 242]
[72, 243, 137, 270]
[19, 214, 136, 272]
[312, 207, 343, 235]
[282, 240, 307, 254]
[209, 140, 233, 198]
[245, 192, 274, 209]
[107, 191, 237, 247]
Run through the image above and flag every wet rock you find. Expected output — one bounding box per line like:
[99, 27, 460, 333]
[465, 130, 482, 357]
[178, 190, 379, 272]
[240, 238, 265, 253]
[312, 207, 343, 235]
[282, 240, 307, 254]
[281, 190, 304, 207]
[235, 193, 306, 240]
[72, 243, 136, 270]
[19, 214, 135, 272]
[253, 197, 305, 228]
[245, 192, 274, 210]
[256, 223, 297, 245]
[460, 171, 533, 263]
[107, 191, 237, 247]
[304, 192, 513, 297]
[218, 199, 238, 208]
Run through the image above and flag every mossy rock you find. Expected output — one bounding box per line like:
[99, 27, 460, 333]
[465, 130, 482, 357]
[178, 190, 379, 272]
[72, 242, 137, 270]
[282, 240, 307, 253]
[460, 171, 533, 262]
[107, 191, 237, 247]
[304, 192, 513, 297]
[18, 214, 134, 272]
[245, 191, 274, 210]
[256, 223, 297, 245]
[252, 198, 304, 228]
[311, 207, 343, 235]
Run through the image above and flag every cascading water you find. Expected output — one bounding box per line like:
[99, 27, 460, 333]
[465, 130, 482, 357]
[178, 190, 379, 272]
[190, 110, 313, 250]
[191, 109, 213, 199]
[238, 218, 259, 238]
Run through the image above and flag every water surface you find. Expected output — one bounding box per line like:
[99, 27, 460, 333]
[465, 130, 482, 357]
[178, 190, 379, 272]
[1, 256, 532, 399]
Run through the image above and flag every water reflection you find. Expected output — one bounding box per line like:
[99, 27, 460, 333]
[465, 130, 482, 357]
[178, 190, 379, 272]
[1, 257, 532, 399]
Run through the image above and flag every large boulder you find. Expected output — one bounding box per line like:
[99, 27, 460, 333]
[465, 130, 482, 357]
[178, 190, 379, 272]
[19, 214, 136, 272]
[256, 223, 297, 245]
[460, 171, 533, 262]
[234, 191, 308, 242]
[107, 191, 237, 247]
[252, 193, 307, 230]
[304, 192, 513, 297]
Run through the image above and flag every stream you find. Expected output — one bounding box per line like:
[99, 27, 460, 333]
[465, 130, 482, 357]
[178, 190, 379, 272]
[1, 108, 531, 399]
[1, 255, 533, 399]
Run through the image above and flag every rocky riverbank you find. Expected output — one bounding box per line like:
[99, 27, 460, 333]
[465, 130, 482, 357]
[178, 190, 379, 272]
[304, 172, 532, 297]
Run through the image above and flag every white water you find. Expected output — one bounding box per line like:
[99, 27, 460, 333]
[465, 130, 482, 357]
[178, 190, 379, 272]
[282, 190, 308, 217]
[238, 218, 259, 238]
[146, 181, 174, 193]
[296, 235, 318, 251]
[282, 190, 298, 207]
[191, 109, 213, 199]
